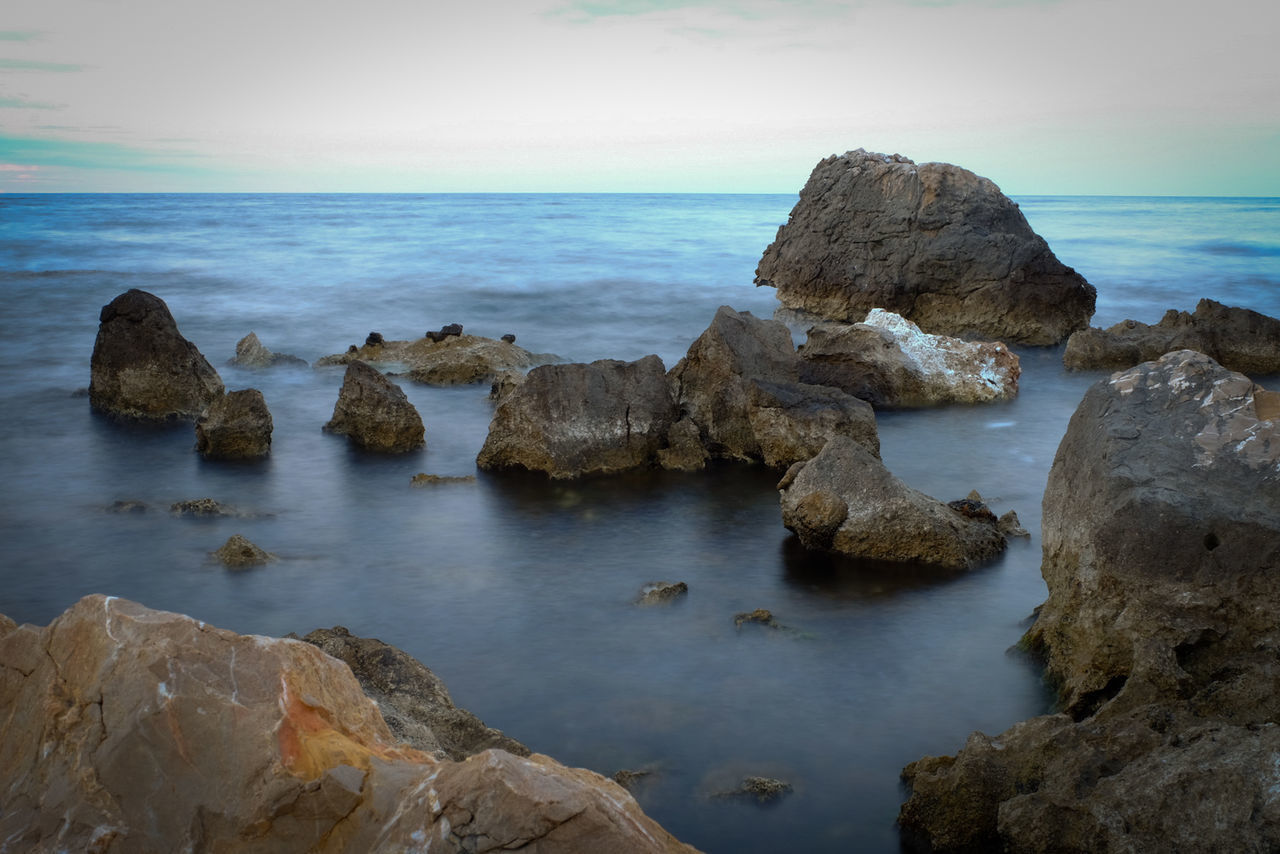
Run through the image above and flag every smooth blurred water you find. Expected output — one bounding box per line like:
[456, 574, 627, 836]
[1, 193, 1277, 853]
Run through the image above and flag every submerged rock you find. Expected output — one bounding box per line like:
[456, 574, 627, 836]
[637, 581, 689, 606]
[213, 533, 274, 567]
[409, 473, 477, 486]
[195, 388, 273, 460]
[170, 497, 239, 517]
[227, 331, 307, 368]
[323, 360, 425, 453]
[755, 150, 1095, 345]
[89, 289, 224, 420]
[733, 608, 782, 629]
[712, 776, 793, 804]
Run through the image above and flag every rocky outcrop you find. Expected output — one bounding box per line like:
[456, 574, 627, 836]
[213, 533, 275, 567]
[477, 355, 679, 479]
[669, 306, 879, 468]
[195, 388, 273, 460]
[228, 331, 307, 368]
[636, 581, 688, 606]
[89, 289, 224, 420]
[317, 334, 554, 386]
[779, 436, 1006, 570]
[798, 310, 1020, 408]
[297, 626, 530, 762]
[323, 360, 425, 453]
[0, 596, 699, 853]
[1063, 298, 1280, 374]
[755, 150, 1095, 345]
[898, 351, 1280, 853]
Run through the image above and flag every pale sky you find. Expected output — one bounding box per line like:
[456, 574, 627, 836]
[2, 0, 1278, 194]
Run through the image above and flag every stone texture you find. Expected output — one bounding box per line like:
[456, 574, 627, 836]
[213, 533, 275, 567]
[779, 435, 1007, 570]
[0, 595, 699, 853]
[316, 334, 555, 386]
[655, 417, 710, 472]
[669, 305, 879, 468]
[1063, 298, 1280, 374]
[636, 581, 688, 606]
[477, 355, 679, 479]
[170, 497, 240, 517]
[195, 388, 273, 460]
[89, 289, 225, 420]
[755, 150, 1095, 345]
[323, 360, 425, 453]
[228, 331, 307, 368]
[410, 473, 477, 486]
[798, 309, 1020, 408]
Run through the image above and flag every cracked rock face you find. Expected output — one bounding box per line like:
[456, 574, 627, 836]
[323, 360, 425, 454]
[755, 150, 1095, 345]
[0, 595, 698, 853]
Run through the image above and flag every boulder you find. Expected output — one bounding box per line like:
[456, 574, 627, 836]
[1063, 298, 1280, 374]
[213, 533, 275, 568]
[0, 596, 698, 853]
[779, 435, 1006, 570]
[477, 355, 679, 479]
[195, 388, 273, 460]
[755, 150, 1095, 345]
[669, 305, 879, 468]
[89, 289, 224, 420]
[323, 360, 425, 453]
[798, 310, 1020, 408]
[227, 331, 307, 368]
[316, 333, 554, 386]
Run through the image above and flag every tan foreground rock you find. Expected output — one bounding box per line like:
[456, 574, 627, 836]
[0, 595, 699, 853]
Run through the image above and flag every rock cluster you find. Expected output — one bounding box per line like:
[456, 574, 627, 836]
[898, 351, 1280, 852]
[755, 150, 1095, 345]
[89, 289, 225, 420]
[0, 596, 699, 853]
[195, 388, 273, 460]
[323, 360, 425, 453]
[316, 333, 554, 386]
[1063, 298, 1280, 374]
[227, 331, 307, 368]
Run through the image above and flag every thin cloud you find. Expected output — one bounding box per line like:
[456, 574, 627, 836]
[0, 58, 88, 73]
[0, 31, 44, 42]
[0, 135, 216, 175]
[0, 94, 62, 109]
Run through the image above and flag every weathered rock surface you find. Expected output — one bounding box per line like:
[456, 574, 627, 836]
[798, 309, 1020, 408]
[669, 305, 879, 468]
[898, 350, 1280, 853]
[755, 150, 1095, 345]
[779, 436, 1006, 570]
[410, 473, 477, 486]
[0, 595, 699, 853]
[297, 626, 530, 761]
[655, 417, 710, 472]
[170, 497, 240, 517]
[89, 289, 225, 420]
[195, 388, 273, 460]
[477, 355, 679, 479]
[213, 533, 275, 567]
[712, 777, 793, 804]
[317, 334, 555, 386]
[636, 581, 688, 606]
[323, 360, 425, 453]
[228, 331, 307, 368]
[1063, 298, 1280, 374]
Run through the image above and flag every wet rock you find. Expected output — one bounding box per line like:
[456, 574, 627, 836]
[0, 595, 698, 853]
[656, 417, 709, 472]
[194, 388, 273, 460]
[89, 289, 225, 420]
[108, 500, 148, 514]
[733, 608, 781, 629]
[365, 331, 384, 347]
[227, 331, 307, 368]
[1063, 298, 1280, 374]
[713, 776, 793, 804]
[780, 436, 1007, 570]
[170, 497, 239, 517]
[410, 473, 477, 486]
[318, 334, 554, 387]
[213, 533, 274, 568]
[323, 360, 425, 453]
[755, 150, 1095, 345]
[798, 310, 1021, 408]
[477, 355, 679, 479]
[613, 768, 655, 790]
[997, 509, 1030, 538]
[637, 581, 688, 606]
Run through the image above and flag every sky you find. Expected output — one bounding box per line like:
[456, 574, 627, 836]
[1, 0, 1278, 194]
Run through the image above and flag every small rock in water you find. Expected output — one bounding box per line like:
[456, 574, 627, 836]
[947, 497, 998, 524]
[734, 608, 780, 629]
[213, 534, 274, 568]
[410, 473, 477, 486]
[713, 776, 793, 804]
[171, 498, 238, 517]
[108, 500, 148, 514]
[636, 581, 688, 606]
[613, 769, 654, 790]
[998, 509, 1030, 538]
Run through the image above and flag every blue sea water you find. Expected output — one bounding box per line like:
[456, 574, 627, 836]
[1, 193, 1277, 852]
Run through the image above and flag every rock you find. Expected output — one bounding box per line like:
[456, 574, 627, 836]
[318, 334, 553, 387]
[780, 436, 1007, 570]
[228, 331, 307, 368]
[410, 473, 477, 486]
[637, 581, 688, 606]
[170, 497, 239, 517]
[501, 333, 517, 344]
[1063, 298, 1280, 374]
[656, 417, 709, 472]
[297, 626, 529, 761]
[477, 355, 679, 479]
[755, 150, 1095, 345]
[194, 388, 273, 460]
[489, 368, 526, 401]
[89, 289, 225, 420]
[613, 768, 654, 790]
[323, 360, 425, 453]
[0, 613, 14, 638]
[108, 500, 148, 513]
[996, 509, 1030, 538]
[798, 310, 1021, 408]
[365, 331, 384, 347]
[733, 608, 781, 629]
[712, 776, 793, 804]
[0, 596, 698, 853]
[669, 305, 879, 468]
[213, 533, 275, 567]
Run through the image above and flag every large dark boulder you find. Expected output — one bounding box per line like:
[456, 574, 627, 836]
[755, 150, 1095, 345]
[195, 388, 273, 460]
[323, 360, 425, 453]
[89, 289, 224, 420]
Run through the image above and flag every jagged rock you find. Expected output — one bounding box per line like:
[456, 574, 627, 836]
[194, 388, 273, 460]
[477, 355, 678, 479]
[410, 473, 477, 486]
[89, 289, 224, 420]
[1063, 298, 1280, 374]
[323, 360, 425, 453]
[712, 777, 793, 804]
[0, 596, 697, 853]
[297, 626, 529, 761]
[613, 769, 654, 790]
[733, 608, 781, 629]
[317, 334, 554, 386]
[997, 510, 1030, 538]
[170, 497, 239, 517]
[755, 150, 1095, 345]
[798, 310, 1020, 408]
[669, 306, 879, 468]
[636, 581, 688, 606]
[227, 332, 306, 368]
[780, 435, 1006, 570]
[213, 533, 274, 567]
[489, 368, 526, 401]
[656, 417, 709, 472]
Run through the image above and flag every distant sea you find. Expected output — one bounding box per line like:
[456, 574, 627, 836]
[2, 193, 1277, 852]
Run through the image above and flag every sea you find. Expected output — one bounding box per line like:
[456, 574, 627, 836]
[2, 193, 1278, 852]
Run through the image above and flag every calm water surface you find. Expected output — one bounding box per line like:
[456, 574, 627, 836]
[2, 194, 1278, 852]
